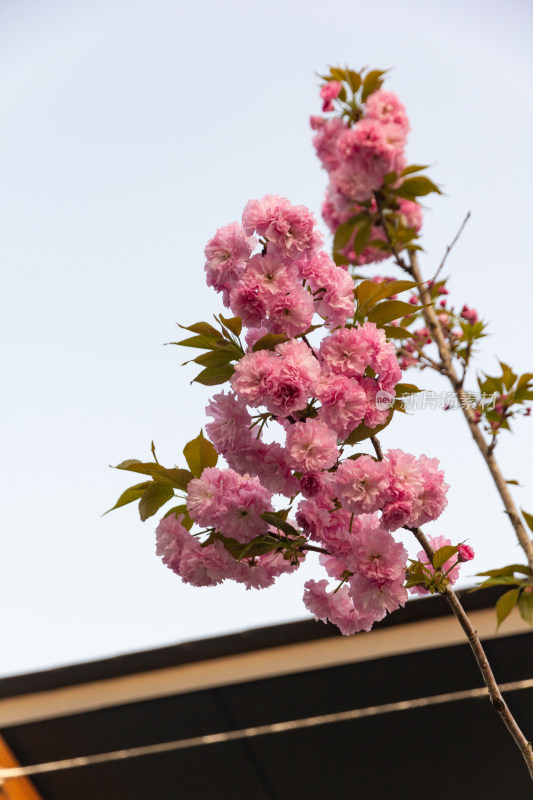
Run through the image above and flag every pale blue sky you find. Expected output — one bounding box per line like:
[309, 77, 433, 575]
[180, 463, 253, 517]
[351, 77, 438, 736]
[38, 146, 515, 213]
[2, 0, 533, 676]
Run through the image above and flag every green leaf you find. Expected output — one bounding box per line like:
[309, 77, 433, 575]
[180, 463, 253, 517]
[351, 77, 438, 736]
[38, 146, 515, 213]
[400, 164, 429, 177]
[192, 349, 236, 368]
[471, 575, 525, 592]
[329, 67, 346, 82]
[163, 504, 194, 530]
[333, 213, 367, 251]
[193, 363, 235, 386]
[345, 69, 361, 93]
[366, 239, 390, 251]
[361, 69, 387, 102]
[114, 460, 194, 490]
[173, 334, 219, 350]
[139, 483, 175, 522]
[521, 509, 533, 533]
[432, 545, 458, 569]
[499, 361, 518, 391]
[496, 588, 520, 629]
[394, 383, 421, 397]
[179, 321, 221, 338]
[516, 373, 533, 392]
[261, 512, 300, 537]
[103, 481, 152, 515]
[367, 300, 424, 325]
[477, 564, 532, 578]
[355, 280, 383, 310]
[353, 219, 371, 255]
[333, 250, 350, 266]
[382, 325, 413, 340]
[518, 591, 533, 627]
[394, 176, 442, 200]
[183, 430, 218, 478]
[371, 279, 421, 302]
[235, 536, 281, 561]
[252, 333, 288, 351]
[162, 468, 195, 491]
[219, 315, 242, 337]
[343, 410, 394, 445]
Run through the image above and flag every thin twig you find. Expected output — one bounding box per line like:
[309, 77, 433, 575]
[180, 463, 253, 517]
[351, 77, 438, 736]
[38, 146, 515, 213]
[370, 436, 383, 461]
[301, 334, 319, 359]
[432, 210, 471, 283]
[300, 543, 330, 556]
[407, 525, 533, 780]
[374, 192, 408, 271]
[407, 250, 533, 572]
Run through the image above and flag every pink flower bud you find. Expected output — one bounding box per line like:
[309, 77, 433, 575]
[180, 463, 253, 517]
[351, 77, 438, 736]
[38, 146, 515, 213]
[457, 544, 475, 562]
[461, 305, 478, 325]
[320, 81, 342, 112]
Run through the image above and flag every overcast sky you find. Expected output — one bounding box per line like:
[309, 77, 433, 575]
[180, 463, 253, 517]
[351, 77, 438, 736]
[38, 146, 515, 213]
[2, 0, 533, 677]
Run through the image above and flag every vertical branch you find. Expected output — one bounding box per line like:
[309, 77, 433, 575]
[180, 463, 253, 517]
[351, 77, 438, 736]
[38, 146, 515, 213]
[410, 526, 533, 779]
[407, 250, 533, 571]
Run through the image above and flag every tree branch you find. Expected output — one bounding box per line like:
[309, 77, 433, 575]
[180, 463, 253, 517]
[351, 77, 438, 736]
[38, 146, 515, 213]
[432, 210, 471, 283]
[407, 250, 533, 571]
[408, 525, 533, 780]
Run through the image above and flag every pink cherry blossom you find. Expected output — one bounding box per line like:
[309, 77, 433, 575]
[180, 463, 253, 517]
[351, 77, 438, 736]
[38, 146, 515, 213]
[365, 89, 410, 137]
[231, 350, 281, 407]
[276, 338, 321, 389]
[318, 327, 369, 378]
[296, 494, 352, 554]
[285, 418, 339, 473]
[205, 391, 253, 455]
[204, 222, 256, 305]
[299, 472, 325, 498]
[244, 252, 299, 298]
[380, 499, 413, 532]
[316, 373, 366, 439]
[311, 117, 347, 172]
[242, 195, 322, 261]
[320, 80, 342, 112]
[235, 550, 300, 590]
[334, 456, 390, 514]
[385, 448, 425, 502]
[303, 579, 362, 636]
[215, 474, 274, 543]
[349, 573, 408, 625]
[349, 519, 407, 584]
[267, 284, 315, 338]
[359, 377, 393, 428]
[227, 439, 299, 497]
[408, 454, 449, 527]
[186, 467, 239, 528]
[229, 275, 268, 328]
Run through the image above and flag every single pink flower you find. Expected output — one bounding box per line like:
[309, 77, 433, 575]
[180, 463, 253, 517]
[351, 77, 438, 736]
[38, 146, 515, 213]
[334, 456, 390, 514]
[285, 418, 339, 473]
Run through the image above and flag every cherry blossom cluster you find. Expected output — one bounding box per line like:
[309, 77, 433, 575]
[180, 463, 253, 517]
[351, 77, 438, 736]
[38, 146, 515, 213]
[148, 193, 462, 635]
[311, 88, 422, 265]
[204, 196, 354, 334]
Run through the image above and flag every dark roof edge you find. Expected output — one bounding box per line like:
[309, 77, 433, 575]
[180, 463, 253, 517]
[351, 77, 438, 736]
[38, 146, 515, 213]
[0, 585, 508, 699]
